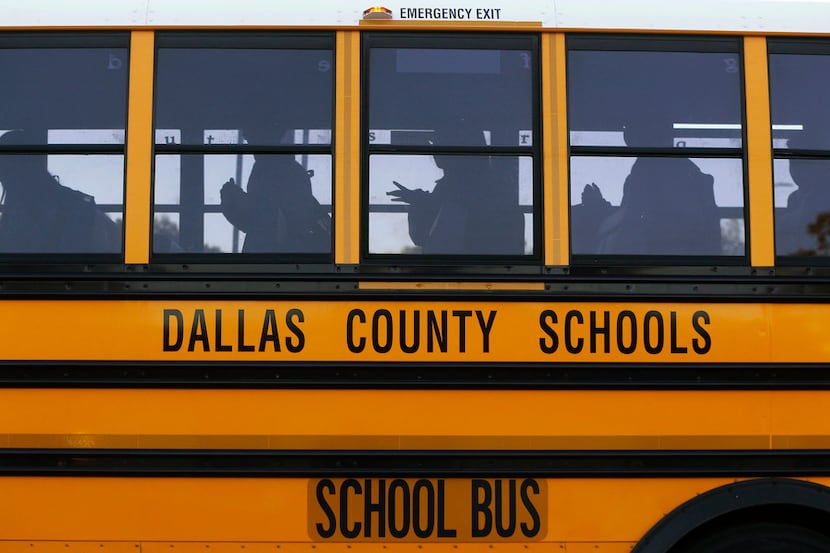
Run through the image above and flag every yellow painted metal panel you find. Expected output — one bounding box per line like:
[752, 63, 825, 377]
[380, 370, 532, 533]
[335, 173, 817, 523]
[0, 300, 828, 363]
[0, 544, 139, 552]
[335, 31, 361, 265]
[0, 388, 802, 450]
[0, 433, 773, 451]
[744, 36, 775, 266]
[124, 31, 155, 265]
[0, 476, 825, 544]
[542, 33, 570, 266]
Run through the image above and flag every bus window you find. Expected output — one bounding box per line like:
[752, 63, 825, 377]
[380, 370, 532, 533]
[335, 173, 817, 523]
[364, 34, 538, 259]
[152, 33, 334, 257]
[567, 36, 746, 260]
[769, 40, 830, 258]
[0, 34, 128, 256]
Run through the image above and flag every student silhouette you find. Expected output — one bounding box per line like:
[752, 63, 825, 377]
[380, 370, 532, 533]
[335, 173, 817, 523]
[220, 123, 331, 253]
[593, 117, 721, 255]
[0, 130, 120, 253]
[387, 121, 523, 255]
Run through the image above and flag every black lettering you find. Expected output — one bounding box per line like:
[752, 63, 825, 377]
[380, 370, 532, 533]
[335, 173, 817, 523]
[453, 310, 472, 353]
[644, 311, 664, 354]
[590, 311, 611, 354]
[372, 309, 393, 353]
[670, 311, 688, 354]
[364, 479, 385, 538]
[388, 479, 410, 538]
[400, 310, 420, 354]
[520, 479, 541, 538]
[258, 309, 281, 352]
[315, 479, 337, 538]
[539, 310, 559, 353]
[471, 480, 492, 538]
[427, 311, 448, 353]
[163, 309, 183, 351]
[564, 310, 584, 354]
[188, 309, 210, 352]
[692, 310, 712, 354]
[347, 309, 366, 353]
[476, 310, 496, 353]
[437, 480, 457, 537]
[616, 310, 637, 354]
[494, 480, 517, 538]
[412, 479, 435, 538]
[341, 479, 362, 539]
[285, 308, 305, 353]
[238, 309, 254, 352]
[215, 309, 232, 352]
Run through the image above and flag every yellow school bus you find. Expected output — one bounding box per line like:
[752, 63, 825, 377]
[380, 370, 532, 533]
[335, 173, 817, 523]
[2, 1, 830, 551]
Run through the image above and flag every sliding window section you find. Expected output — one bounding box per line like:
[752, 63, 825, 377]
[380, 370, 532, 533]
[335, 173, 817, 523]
[362, 33, 541, 264]
[152, 32, 335, 263]
[0, 32, 128, 261]
[567, 35, 747, 265]
[769, 39, 830, 262]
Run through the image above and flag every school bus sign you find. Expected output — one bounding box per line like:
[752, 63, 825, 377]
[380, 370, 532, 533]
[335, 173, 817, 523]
[0, 299, 827, 363]
[308, 477, 547, 542]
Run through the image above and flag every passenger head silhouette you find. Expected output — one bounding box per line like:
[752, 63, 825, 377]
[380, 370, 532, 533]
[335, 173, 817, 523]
[432, 117, 486, 174]
[623, 113, 675, 148]
[0, 130, 50, 194]
[788, 128, 830, 194]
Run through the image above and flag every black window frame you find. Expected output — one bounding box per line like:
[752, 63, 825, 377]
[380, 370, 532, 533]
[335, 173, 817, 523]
[150, 31, 336, 267]
[566, 34, 749, 268]
[360, 32, 542, 270]
[0, 31, 130, 267]
[768, 38, 830, 265]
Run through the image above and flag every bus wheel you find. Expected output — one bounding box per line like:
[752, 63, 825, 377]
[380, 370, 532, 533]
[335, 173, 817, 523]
[675, 521, 830, 553]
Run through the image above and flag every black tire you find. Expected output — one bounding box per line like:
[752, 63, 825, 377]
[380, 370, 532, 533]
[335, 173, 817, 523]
[676, 521, 830, 553]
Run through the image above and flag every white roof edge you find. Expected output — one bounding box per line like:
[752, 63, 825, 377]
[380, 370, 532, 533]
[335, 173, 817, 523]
[0, 0, 828, 34]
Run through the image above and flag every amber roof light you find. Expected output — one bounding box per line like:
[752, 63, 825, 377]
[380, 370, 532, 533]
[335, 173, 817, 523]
[363, 6, 393, 20]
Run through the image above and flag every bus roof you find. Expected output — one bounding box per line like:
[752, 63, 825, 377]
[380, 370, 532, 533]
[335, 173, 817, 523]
[1, 0, 829, 34]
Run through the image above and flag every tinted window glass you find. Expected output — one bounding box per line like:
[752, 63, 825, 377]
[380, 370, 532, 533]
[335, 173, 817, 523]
[155, 47, 332, 145]
[369, 154, 533, 255]
[570, 156, 744, 256]
[365, 34, 538, 259]
[567, 37, 746, 259]
[769, 45, 830, 258]
[569, 49, 742, 148]
[769, 53, 830, 150]
[774, 157, 830, 256]
[154, 153, 331, 254]
[0, 47, 128, 141]
[369, 47, 532, 146]
[152, 34, 334, 257]
[0, 34, 127, 256]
